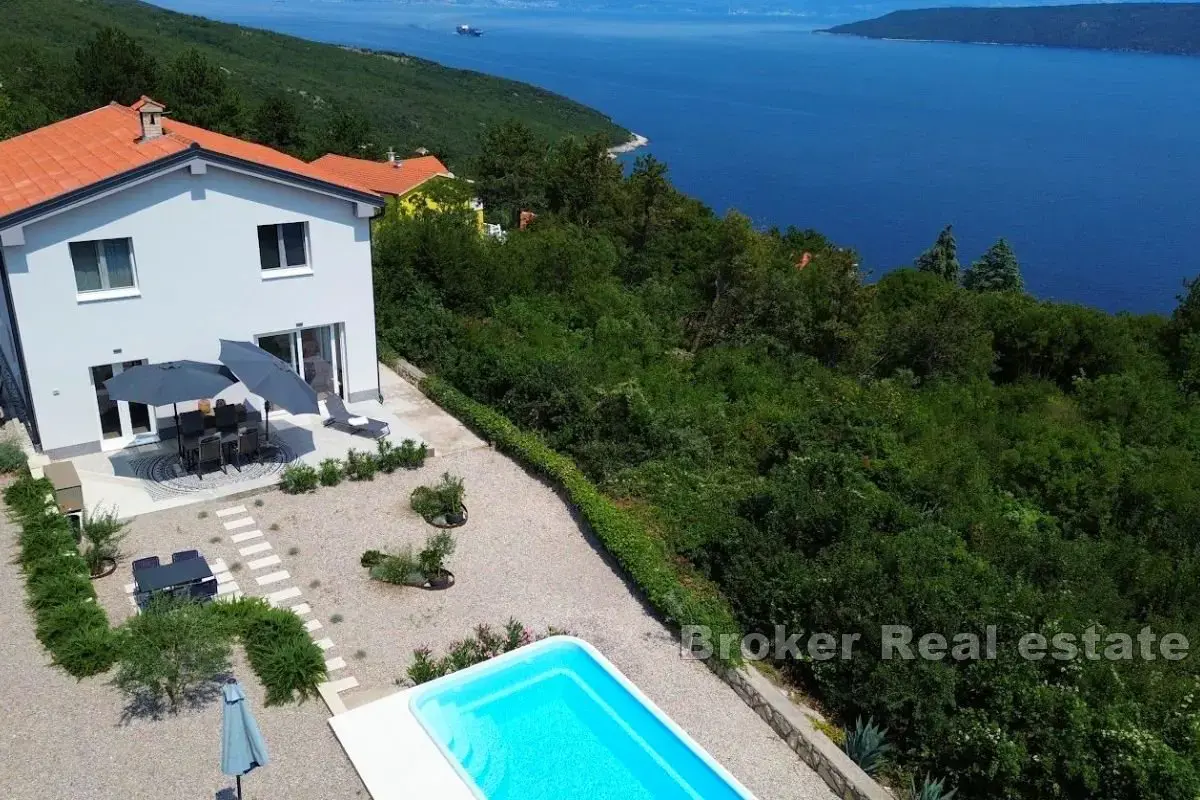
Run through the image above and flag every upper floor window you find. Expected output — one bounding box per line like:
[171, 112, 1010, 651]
[258, 222, 309, 272]
[69, 238, 137, 294]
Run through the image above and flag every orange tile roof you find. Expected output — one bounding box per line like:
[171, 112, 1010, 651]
[308, 153, 452, 198]
[0, 98, 378, 222]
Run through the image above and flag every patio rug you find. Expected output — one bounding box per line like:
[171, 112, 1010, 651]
[125, 439, 298, 501]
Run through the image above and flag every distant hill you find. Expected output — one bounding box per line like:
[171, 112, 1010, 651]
[825, 3, 1200, 56]
[0, 0, 628, 169]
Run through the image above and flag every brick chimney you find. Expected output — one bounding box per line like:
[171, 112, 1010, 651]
[132, 96, 166, 141]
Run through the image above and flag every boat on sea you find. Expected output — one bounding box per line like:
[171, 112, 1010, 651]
[456, 24, 483, 37]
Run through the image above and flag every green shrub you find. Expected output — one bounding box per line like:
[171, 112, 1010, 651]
[417, 530, 456, 577]
[420, 377, 743, 665]
[279, 463, 318, 493]
[36, 601, 108, 652]
[0, 439, 28, 473]
[4, 475, 52, 518]
[410, 472, 465, 520]
[54, 626, 121, 677]
[318, 458, 343, 486]
[80, 505, 127, 577]
[241, 606, 326, 705]
[360, 549, 386, 568]
[378, 438, 428, 472]
[844, 717, 890, 776]
[27, 572, 93, 610]
[344, 448, 378, 481]
[406, 620, 547, 685]
[368, 547, 422, 585]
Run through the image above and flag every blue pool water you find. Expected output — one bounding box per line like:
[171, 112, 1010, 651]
[410, 637, 753, 799]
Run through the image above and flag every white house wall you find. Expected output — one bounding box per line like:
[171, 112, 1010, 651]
[4, 164, 378, 457]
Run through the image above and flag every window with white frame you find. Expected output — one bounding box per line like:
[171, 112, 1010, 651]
[257, 222, 309, 271]
[69, 238, 137, 294]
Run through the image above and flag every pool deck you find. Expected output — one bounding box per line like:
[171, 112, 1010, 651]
[330, 687, 475, 800]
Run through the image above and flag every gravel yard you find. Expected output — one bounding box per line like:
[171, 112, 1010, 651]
[4, 444, 835, 800]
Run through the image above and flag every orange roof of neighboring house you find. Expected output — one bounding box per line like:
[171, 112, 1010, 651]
[0, 98, 378, 223]
[308, 153, 452, 198]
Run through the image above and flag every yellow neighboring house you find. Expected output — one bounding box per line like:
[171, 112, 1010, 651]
[310, 150, 484, 231]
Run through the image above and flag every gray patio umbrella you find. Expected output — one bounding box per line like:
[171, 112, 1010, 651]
[220, 678, 269, 800]
[103, 360, 238, 452]
[217, 339, 319, 437]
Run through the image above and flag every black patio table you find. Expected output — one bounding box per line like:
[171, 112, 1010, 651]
[134, 557, 215, 600]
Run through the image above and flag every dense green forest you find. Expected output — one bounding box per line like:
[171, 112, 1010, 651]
[375, 125, 1200, 798]
[826, 3, 1200, 56]
[0, 0, 626, 167]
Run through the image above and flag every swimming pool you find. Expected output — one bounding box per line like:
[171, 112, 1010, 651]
[410, 636, 757, 800]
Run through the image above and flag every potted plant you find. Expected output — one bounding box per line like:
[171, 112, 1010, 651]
[410, 472, 467, 528]
[81, 505, 127, 579]
[417, 531, 456, 590]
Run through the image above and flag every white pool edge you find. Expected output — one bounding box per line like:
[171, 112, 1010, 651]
[408, 635, 759, 800]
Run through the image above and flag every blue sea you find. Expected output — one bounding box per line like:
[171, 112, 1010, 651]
[155, 0, 1200, 313]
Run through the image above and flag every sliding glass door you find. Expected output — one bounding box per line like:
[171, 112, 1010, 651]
[255, 325, 343, 400]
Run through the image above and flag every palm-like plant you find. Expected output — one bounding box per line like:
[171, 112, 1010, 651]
[843, 716, 890, 776]
[80, 505, 127, 578]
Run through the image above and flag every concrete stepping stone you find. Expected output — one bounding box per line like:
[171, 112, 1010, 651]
[324, 676, 358, 693]
[239, 542, 272, 556]
[325, 656, 347, 671]
[230, 530, 263, 543]
[288, 603, 312, 616]
[313, 637, 335, 651]
[216, 581, 241, 596]
[215, 505, 247, 518]
[304, 619, 323, 632]
[247, 554, 282, 570]
[267, 587, 302, 606]
[214, 571, 236, 585]
[208, 558, 228, 573]
[256, 570, 290, 586]
[223, 518, 255, 531]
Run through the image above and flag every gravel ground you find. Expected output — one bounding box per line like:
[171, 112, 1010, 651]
[0, 515, 365, 800]
[8, 445, 836, 800]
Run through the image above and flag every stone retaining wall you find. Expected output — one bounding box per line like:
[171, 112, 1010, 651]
[716, 663, 893, 800]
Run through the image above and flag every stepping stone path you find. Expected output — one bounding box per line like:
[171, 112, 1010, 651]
[208, 499, 357, 712]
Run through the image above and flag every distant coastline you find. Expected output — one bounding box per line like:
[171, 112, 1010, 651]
[825, 3, 1200, 58]
[608, 133, 649, 156]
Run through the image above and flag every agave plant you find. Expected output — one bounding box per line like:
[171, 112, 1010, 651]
[905, 774, 958, 800]
[843, 716, 890, 776]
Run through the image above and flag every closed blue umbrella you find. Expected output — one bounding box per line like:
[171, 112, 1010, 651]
[218, 340, 319, 438]
[221, 679, 269, 800]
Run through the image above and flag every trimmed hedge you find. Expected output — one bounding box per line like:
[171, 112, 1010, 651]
[420, 376, 743, 666]
[4, 474, 325, 700]
[4, 476, 119, 677]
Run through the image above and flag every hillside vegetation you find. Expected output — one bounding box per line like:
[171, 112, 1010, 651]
[375, 125, 1200, 799]
[826, 3, 1200, 56]
[0, 0, 627, 167]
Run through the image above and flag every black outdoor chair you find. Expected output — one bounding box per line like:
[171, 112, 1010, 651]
[194, 434, 225, 478]
[323, 394, 390, 439]
[172, 549, 200, 563]
[214, 402, 238, 432]
[233, 426, 260, 469]
[179, 410, 205, 436]
[131, 556, 160, 572]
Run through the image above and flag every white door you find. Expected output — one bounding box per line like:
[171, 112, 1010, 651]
[255, 325, 343, 400]
[90, 360, 158, 451]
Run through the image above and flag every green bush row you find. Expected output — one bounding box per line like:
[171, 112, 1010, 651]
[5, 474, 325, 702]
[281, 438, 429, 493]
[4, 476, 120, 677]
[420, 376, 743, 666]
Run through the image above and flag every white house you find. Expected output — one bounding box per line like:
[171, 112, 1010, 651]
[0, 98, 385, 459]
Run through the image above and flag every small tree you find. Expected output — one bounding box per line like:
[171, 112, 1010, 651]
[914, 224, 960, 283]
[161, 48, 243, 133]
[963, 238, 1024, 293]
[114, 597, 231, 711]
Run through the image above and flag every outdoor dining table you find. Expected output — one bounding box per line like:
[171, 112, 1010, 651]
[133, 557, 216, 604]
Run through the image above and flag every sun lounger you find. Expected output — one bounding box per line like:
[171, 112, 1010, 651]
[323, 394, 390, 439]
